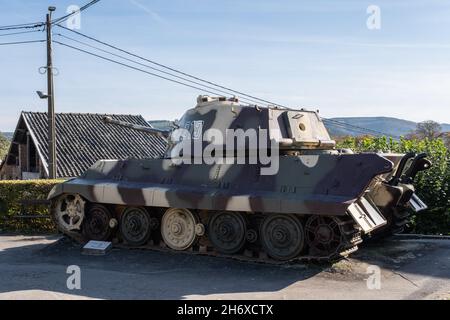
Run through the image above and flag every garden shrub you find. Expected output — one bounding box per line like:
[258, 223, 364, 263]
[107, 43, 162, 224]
[0, 180, 63, 233]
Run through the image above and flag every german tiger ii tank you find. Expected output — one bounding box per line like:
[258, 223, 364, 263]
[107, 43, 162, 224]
[48, 96, 431, 262]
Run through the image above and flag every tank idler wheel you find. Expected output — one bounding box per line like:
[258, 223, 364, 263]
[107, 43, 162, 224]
[119, 207, 152, 246]
[260, 214, 305, 261]
[82, 204, 113, 241]
[305, 216, 344, 256]
[161, 208, 200, 251]
[208, 212, 247, 254]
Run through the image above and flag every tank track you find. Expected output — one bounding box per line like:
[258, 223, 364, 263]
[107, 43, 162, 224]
[389, 208, 411, 234]
[116, 215, 361, 265]
[114, 239, 360, 265]
[55, 203, 362, 265]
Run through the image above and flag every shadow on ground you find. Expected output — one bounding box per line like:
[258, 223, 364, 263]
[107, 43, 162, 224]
[0, 234, 448, 299]
[0, 235, 324, 299]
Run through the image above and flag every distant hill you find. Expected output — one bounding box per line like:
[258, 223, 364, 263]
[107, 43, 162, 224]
[326, 117, 450, 137]
[1, 132, 13, 141]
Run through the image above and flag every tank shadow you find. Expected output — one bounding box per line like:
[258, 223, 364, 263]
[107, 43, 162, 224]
[0, 235, 325, 299]
[0, 234, 448, 299]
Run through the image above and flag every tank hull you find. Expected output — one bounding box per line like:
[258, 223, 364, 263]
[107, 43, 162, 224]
[48, 152, 411, 262]
[49, 153, 393, 215]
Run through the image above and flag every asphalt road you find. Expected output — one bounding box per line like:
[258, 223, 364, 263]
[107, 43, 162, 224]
[0, 233, 449, 300]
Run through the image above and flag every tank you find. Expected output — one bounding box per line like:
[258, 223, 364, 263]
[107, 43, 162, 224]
[48, 96, 431, 262]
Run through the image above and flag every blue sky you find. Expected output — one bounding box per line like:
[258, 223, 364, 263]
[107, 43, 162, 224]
[1, 0, 450, 131]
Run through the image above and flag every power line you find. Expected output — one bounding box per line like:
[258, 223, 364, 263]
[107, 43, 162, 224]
[53, 35, 398, 138]
[0, 1, 99, 31]
[52, 20, 399, 138]
[55, 24, 287, 108]
[323, 120, 379, 136]
[323, 119, 379, 136]
[54, 39, 399, 138]
[0, 22, 44, 32]
[0, 6, 401, 138]
[54, 41, 261, 106]
[323, 118, 400, 138]
[0, 29, 44, 37]
[0, 40, 45, 46]
[323, 119, 401, 138]
[52, 0, 101, 25]
[54, 33, 265, 106]
[0, 22, 41, 28]
[54, 40, 256, 102]
[53, 25, 400, 138]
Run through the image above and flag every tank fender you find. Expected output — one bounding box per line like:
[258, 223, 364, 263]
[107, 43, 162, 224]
[48, 183, 64, 200]
[47, 179, 97, 203]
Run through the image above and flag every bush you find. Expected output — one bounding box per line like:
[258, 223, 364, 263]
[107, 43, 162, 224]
[336, 136, 450, 235]
[0, 180, 63, 233]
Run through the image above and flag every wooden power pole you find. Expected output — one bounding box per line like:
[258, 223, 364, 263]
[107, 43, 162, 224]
[46, 6, 57, 179]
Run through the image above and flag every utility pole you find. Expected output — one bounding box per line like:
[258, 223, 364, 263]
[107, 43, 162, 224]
[46, 6, 57, 179]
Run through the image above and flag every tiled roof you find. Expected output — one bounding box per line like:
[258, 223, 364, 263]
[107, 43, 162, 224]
[21, 112, 167, 178]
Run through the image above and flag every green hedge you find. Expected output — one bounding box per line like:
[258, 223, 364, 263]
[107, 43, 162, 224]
[0, 180, 63, 233]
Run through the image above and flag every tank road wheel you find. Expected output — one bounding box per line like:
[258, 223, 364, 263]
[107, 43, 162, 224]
[260, 214, 305, 261]
[120, 207, 152, 246]
[305, 216, 344, 257]
[52, 194, 86, 232]
[82, 204, 113, 241]
[161, 208, 199, 251]
[208, 212, 246, 254]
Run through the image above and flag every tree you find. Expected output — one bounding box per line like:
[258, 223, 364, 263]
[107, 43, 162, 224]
[414, 120, 442, 140]
[443, 132, 450, 149]
[0, 133, 10, 161]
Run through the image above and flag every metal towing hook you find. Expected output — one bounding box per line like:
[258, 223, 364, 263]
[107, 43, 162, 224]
[389, 152, 432, 186]
[402, 153, 432, 184]
[389, 152, 432, 212]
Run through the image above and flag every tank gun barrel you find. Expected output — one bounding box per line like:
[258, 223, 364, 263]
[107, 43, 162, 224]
[102, 116, 170, 139]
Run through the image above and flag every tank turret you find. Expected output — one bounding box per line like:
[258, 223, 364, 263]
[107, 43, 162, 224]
[104, 96, 335, 154]
[175, 95, 335, 152]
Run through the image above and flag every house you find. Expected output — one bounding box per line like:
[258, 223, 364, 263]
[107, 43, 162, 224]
[0, 112, 167, 180]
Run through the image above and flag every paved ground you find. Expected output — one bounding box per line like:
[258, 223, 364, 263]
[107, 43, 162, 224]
[0, 233, 449, 300]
